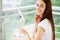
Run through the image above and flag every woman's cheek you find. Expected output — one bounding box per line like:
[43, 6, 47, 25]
[41, 8, 45, 14]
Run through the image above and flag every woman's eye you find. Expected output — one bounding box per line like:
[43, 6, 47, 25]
[40, 4, 44, 8]
[37, 3, 39, 7]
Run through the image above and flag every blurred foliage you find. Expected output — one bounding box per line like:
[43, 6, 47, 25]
[52, 0, 60, 6]
[55, 33, 60, 38]
[53, 15, 60, 25]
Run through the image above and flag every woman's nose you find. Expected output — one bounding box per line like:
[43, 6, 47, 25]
[36, 6, 39, 9]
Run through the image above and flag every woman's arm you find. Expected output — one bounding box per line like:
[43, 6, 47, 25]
[34, 27, 45, 40]
[25, 34, 32, 40]
[19, 28, 33, 40]
[25, 26, 45, 40]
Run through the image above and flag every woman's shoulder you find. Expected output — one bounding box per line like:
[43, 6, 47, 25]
[38, 18, 52, 32]
[38, 18, 51, 27]
[40, 18, 49, 24]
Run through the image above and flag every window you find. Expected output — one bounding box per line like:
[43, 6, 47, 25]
[1, 0, 60, 40]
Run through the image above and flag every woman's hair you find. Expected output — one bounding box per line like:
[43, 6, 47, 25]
[40, 0, 55, 40]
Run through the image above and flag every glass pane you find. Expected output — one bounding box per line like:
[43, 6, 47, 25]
[2, 10, 18, 16]
[2, 15, 24, 40]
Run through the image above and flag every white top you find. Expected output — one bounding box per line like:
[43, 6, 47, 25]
[38, 18, 52, 40]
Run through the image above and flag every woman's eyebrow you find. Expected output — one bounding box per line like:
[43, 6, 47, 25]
[40, 3, 44, 5]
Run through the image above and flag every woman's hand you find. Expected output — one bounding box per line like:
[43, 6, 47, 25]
[19, 28, 28, 36]
[19, 28, 32, 40]
[35, 14, 41, 24]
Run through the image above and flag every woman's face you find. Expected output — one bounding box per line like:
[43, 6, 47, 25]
[36, 0, 46, 16]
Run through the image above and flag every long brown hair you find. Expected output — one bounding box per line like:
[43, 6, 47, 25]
[40, 0, 55, 40]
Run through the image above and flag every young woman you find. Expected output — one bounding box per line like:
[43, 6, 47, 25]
[20, 0, 55, 40]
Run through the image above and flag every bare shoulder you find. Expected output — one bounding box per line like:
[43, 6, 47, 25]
[37, 26, 45, 33]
